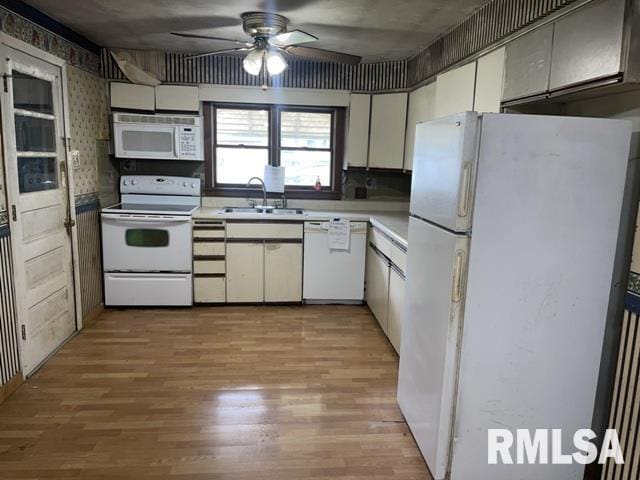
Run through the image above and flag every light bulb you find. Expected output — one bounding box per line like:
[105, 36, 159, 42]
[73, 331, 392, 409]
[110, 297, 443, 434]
[265, 50, 287, 75]
[243, 49, 263, 76]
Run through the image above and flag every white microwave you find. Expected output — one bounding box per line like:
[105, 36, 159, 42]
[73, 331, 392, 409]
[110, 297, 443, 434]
[112, 113, 203, 161]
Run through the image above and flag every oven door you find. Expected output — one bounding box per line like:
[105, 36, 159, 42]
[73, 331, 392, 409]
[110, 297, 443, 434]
[101, 213, 192, 272]
[113, 123, 179, 160]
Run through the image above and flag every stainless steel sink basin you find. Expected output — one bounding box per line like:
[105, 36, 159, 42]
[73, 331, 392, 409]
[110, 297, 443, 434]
[267, 208, 305, 215]
[221, 207, 306, 215]
[221, 207, 264, 214]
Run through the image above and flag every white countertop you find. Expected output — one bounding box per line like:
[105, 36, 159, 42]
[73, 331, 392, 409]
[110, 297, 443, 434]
[193, 207, 410, 247]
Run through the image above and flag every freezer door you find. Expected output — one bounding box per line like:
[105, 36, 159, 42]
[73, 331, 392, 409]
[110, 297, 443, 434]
[410, 112, 480, 233]
[397, 216, 469, 480]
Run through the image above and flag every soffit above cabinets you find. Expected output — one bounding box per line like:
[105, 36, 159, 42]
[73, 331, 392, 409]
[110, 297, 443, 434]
[21, 0, 490, 62]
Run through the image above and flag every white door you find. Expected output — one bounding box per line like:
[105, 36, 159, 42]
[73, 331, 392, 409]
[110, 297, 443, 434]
[365, 245, 390, 333]
[410, 112, 479, 233]
[1, 47, 76, 375]
[264, 242, 302, 302]
[397, 217, 469, 480]
[226, 242, 264, 302]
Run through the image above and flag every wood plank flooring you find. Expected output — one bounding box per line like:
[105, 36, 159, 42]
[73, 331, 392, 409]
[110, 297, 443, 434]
[0, 305, 431, 479]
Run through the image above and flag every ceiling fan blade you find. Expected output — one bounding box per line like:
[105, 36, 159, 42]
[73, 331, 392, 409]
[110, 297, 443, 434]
[285, 46, 361, 65]
[185, 47, 254, 60]
[171, 32, 253, 47]
[269, 29, 318, 47]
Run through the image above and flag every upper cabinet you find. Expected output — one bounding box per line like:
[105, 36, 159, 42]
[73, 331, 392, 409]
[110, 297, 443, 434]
[110, 83, 200, 113]
[368, 93, 408, 169]
[344, 93, 371, 168]
[503, 24, 554, 102]
[549, 0, 625, 91]
[474, 48, 505, 113]
[155, 85, 200, 112]
[404, 83, 436, 171]
[110, 82, 155, 111]
[434, 62, 477, 118]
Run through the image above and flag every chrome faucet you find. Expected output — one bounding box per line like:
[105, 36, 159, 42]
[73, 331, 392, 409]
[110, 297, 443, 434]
[247, 177, 267, 207]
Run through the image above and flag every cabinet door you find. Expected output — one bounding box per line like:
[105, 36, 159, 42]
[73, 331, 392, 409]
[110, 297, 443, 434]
[366, 246, 390, 333]
[388, 268, 405, 354]
[264, 242, 302, 302]
[503, 24, 553, 101]
[434, 62, 477, 118]
[226, 242, 264, 302]
[404, 83, 436, 171]
[474, 48, 505, 113]
[549, 0, 625, 91]
[368, 93, 408, 169]
[155, 85, 200, 112]
[345, 94, 371, 168]
[110, 82, 155, 111]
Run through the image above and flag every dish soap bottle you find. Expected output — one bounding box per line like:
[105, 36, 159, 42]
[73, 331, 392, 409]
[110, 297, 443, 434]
[314, 176, 321, 191]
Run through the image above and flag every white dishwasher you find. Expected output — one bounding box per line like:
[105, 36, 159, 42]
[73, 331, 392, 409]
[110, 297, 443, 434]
[303, 221, 367, 302]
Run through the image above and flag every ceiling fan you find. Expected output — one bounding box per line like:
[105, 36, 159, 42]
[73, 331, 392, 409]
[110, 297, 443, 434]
[172, 12, 362, 77]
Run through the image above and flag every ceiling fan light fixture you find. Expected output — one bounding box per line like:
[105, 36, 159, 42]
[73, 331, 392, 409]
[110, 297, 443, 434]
[243, 49, 263, 75]
[265, 50, 287, 75]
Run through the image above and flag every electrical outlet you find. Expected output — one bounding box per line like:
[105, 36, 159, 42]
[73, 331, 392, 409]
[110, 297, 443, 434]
[71, 150, 80, 169]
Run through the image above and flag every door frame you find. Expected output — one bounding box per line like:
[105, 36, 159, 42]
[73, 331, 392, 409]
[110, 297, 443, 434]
[0, 33, 83, 375]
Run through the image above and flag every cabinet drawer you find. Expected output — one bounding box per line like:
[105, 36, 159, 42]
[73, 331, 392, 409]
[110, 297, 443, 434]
[193, 227, 225, 239]
[194, 277, 225, 303]
[193, 242, 225, 257]
[194, 260, 225, 275]
[390, 243, 407, 274]
[369, 227, 392, 258]
[227, 222, 303, 239]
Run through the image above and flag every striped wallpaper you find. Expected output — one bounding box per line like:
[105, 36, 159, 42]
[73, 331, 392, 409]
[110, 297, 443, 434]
[76, 202, 103, 320]
[0, 226, 20, 388]
[101, 50, 409, 92]
[601, 298, 640, 479]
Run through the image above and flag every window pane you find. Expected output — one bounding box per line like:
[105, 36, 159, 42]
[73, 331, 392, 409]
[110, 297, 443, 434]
[216, 147, 268, 184]
[18, 156, 57, 193]
[12, 71, 54, 114]
[280, 111, 331, 148]
[281, 150, 331, 187]
[126, 229, 169, 247]
[15, 115, 56, 152]
[216, 109, 269, 146]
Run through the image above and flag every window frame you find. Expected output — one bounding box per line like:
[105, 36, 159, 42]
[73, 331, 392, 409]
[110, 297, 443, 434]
[204, 102, 344, 200]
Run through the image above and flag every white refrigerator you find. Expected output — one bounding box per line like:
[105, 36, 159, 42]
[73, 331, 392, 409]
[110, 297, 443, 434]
[397, 112, 632, 480]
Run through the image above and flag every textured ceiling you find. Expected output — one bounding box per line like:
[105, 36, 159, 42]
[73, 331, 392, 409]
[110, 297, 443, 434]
[22, 0, 489, 62]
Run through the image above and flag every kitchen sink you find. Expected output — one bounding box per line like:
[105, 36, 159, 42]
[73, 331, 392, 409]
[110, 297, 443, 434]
[266, 208, 306, 215]
[221, 207, 306, 215]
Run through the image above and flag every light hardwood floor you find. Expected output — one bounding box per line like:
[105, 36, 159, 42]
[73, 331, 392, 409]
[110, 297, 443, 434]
[0, 305, 431, 479]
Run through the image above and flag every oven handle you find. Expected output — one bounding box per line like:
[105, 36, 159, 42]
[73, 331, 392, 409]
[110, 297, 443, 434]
[102, 215, 191, 224]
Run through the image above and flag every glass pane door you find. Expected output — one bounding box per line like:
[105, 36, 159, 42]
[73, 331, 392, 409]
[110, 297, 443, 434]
[12, 71, 58, 193]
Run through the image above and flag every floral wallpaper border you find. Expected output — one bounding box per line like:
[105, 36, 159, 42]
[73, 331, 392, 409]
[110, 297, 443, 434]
[0, 6, 100, 75]
[628, 271, 640, 296]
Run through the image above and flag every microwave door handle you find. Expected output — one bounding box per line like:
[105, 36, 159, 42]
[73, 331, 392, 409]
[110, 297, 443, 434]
[174, 128, 180, 159]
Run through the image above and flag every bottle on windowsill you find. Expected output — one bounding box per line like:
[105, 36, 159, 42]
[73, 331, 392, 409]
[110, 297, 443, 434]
[314, 176, 321, 191]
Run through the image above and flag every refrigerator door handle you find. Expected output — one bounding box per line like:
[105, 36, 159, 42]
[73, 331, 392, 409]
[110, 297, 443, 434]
[452, 249, 466, 303]
[457, 162, 472, 218]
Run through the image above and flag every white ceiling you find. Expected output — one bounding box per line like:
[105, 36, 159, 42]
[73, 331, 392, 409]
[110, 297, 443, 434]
[23, 0, 489, 62]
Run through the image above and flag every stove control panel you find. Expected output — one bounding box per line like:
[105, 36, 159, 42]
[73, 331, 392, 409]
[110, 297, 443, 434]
[120, 175, 201, 196]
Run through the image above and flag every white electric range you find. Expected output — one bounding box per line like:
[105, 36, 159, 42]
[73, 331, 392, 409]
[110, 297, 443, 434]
[101, 175, 201, 306]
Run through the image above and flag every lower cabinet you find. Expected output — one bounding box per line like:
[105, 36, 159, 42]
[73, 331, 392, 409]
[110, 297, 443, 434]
[366, 245, 390, 333]
[264, 242, 302, 302]
[226, 242, 265, 302]
[387, 267, 405, 353]
[193, 220, 226, 303]
[227, 240, 303, 303]
[366, 226, 407, 355]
